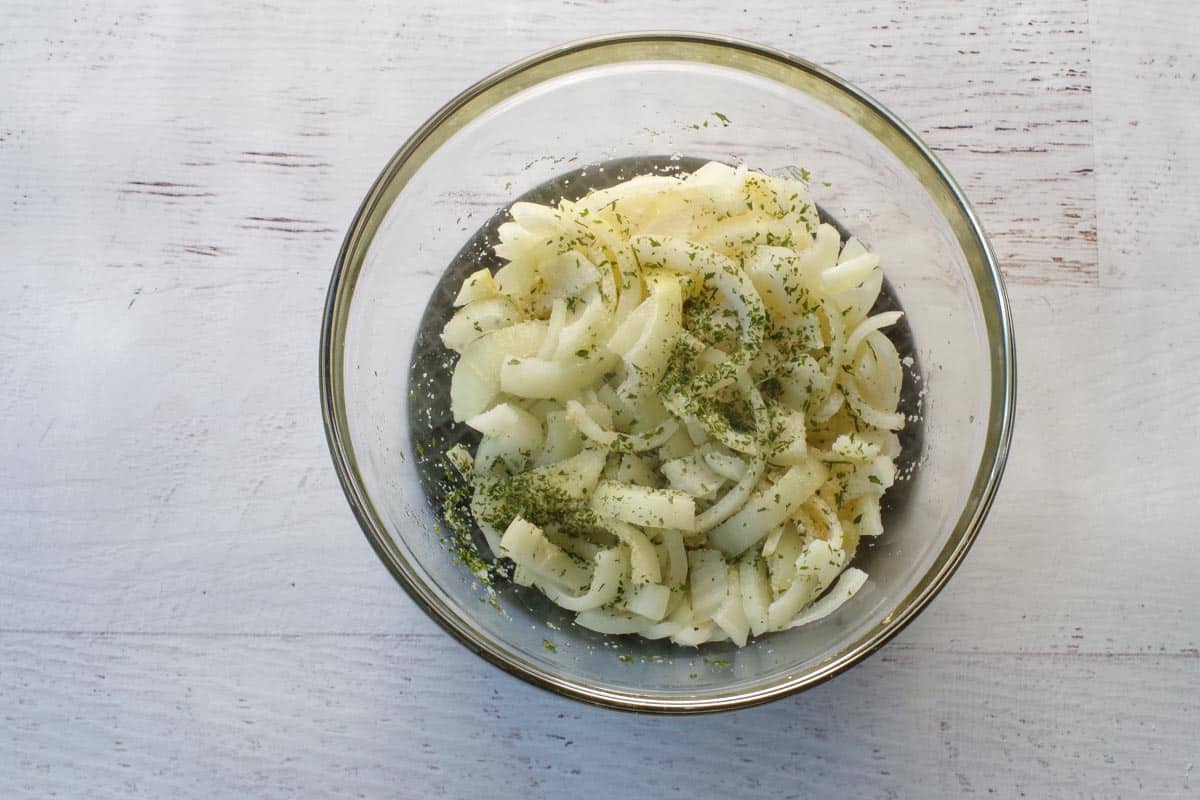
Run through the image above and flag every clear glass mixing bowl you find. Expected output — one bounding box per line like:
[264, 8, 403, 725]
[320, 32, 1015, 713]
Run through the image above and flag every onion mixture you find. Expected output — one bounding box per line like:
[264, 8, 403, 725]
[439, 162, 904, 646]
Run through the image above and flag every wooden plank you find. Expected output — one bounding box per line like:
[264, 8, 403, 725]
[1, 633, 1196, 797]
[1091, 0, 1200, 288]
[0, 2, 1096, 291]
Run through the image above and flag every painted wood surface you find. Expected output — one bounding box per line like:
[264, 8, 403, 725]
[2, 0, 1197, 796]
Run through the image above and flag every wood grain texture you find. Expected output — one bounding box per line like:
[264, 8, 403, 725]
[2, 634, 1197, 798]
[1, 0, 1198, 797]
[1090, 0, 1200, 288]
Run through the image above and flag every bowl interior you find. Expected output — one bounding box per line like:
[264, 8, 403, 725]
[324, 35, 1012, 711]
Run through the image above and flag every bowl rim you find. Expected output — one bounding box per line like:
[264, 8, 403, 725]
[319, 30, 1017, 714]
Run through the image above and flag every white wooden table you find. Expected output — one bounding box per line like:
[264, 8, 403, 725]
[3, 1, 1197, 796]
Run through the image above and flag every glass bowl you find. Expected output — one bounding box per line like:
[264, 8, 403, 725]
[320, 32, 1015, 713]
